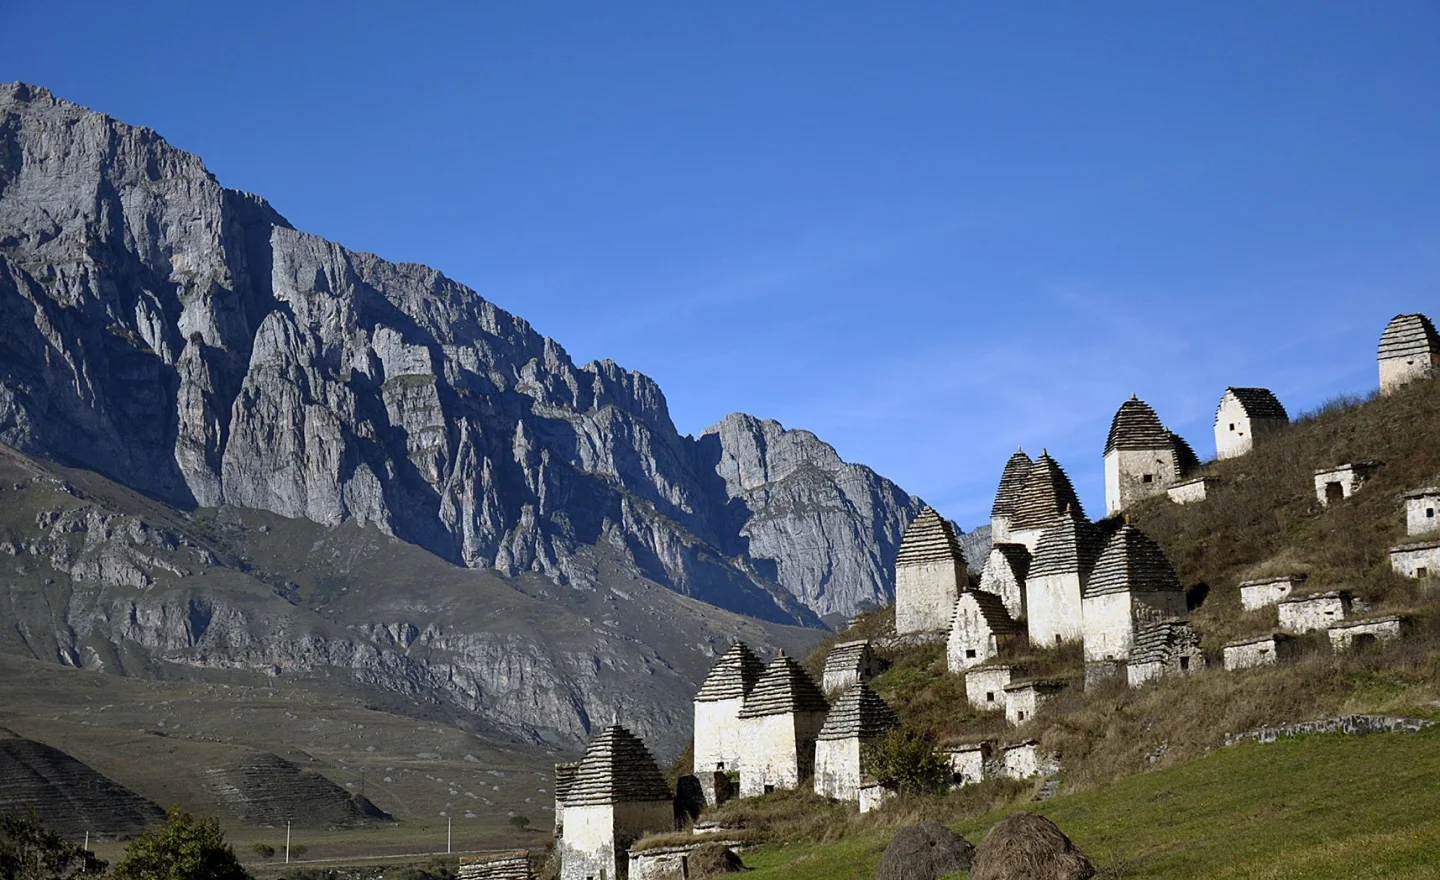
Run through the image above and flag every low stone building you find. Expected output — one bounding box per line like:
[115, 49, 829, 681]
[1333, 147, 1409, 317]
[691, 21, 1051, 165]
[1167, 476, 1218, 504]
[964, 664, 1023, 712]
[458, 851, 532, 880]
[628, 840, 744, 880]
[1214, 387, 1288, 460]
[1403, 487, 1440, 536]
[1377, 312, 1440, 395]
[1081, 525, 1189, 677]
[737, 652, 830, 797]
[858, 781, 895, 814]
[978, 543, 1031, 620]
[941, 741, 991, 788]
[1328, 616, 1409, 652]
[1007, 451, 1085, 551]
[1314, 462, 1382, 507]
[1389, 540, 1440, 579]
[998, 741, 1042, 780]
[1126, 621, 1205, 687]
[554, 761, 580, 836]
[558, 725, 674, 880]
[692, 642, 765, 804]
[946, 590, 1025, 672]
[820, 640, 884, 697]
[1223, 633, 1297, 670]
[1103, 395, 1200, 516]
[1277, 591, 1352, 634]
[1239, 574, 1307, 611]
[812, 682, 900, 803]
[1024, 507, 1104, 648]
[1003, 680, 1065, 726]
[894, 507, 967, 637]
[990, 448, 1035, 544]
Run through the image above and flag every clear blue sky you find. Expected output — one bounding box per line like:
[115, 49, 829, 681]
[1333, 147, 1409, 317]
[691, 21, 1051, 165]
[7, 2, 1439, 529]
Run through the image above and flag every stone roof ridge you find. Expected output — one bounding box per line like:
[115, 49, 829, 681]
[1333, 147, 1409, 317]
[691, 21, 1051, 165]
[989, 542, 1033, 581]
[991, 449, 1036, 518]
[816, 682, 900, 742]
[563, 724, 672, 806]
[955, 589, 1024, 635]
[896, 506, 966, 567]
[1084, 524, 1183, 597]
[737, 654, 830, 718]
[1129, 620, 1199, 665]
[1225, 632, 1290, 647]
[1010, 452, 1085, 530]
[1169, 431, 1201, 476]
[694, 641, 766, 702]
[1219, 387, 1289, 422]
[1377, 313, 1440, 359]
[822, 640, 874, 675]
[1400, 485, 1440, 499]
[1327, 614, 1406, 629]
[1104, 395, 1173, 453]
[1027, 508, 1104, 579]
[1279, 589, 1351, 603]
[1239, 573, 1308, 587]
[1003, 679, 1065, 692]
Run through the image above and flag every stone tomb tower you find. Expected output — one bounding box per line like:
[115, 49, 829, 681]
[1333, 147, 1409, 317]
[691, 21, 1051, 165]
[1214, 388, 1288, 460]
[990, 449, 1034, 544]
[558, 725, 673, 880]
[894, 507, 967, 636]
[1024, 507, 1104, 647]
[978, 543, 1031, 620]
[1403, 486, 1440, 536]
[692, 642, 765, 804]
[1378, 313, 1440, 395]
[1007, 451, 1085, 551]
[1081, 524, 1188, 681]
[737, 653, 830, 797]
[812, 682, 900, 803]
[821, 640, 884, 696]
[1103, 396, 1199, 516]
[947, 590, 1025, 672]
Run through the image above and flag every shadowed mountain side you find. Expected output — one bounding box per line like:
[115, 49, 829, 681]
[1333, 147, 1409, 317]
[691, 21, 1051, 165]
[0, 728, 164, 836]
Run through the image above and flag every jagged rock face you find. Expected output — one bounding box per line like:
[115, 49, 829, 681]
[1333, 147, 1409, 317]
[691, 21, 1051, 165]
[0, 83, 920, 624]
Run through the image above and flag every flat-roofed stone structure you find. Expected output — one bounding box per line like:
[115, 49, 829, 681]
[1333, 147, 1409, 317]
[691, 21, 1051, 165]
[554, 761, 580, 836]
[990, 449, 1034, 544]
[1025, 507, 1104, 647]
[820, 640, 884, 696]
[459, 851, 532, 880]
[1214, 387, 1288, 460]
[1403, 487, 1440, 536]
[1378, 313, 1440, 395]
[1314, 462, 1382, 507]
[558, 725, 674, 880]
[979, 543, 1031, 620]
[737, 653, 830, 797]
[858, 781, 895, 814]
[1389, 540, 1440, 579]
[813, 683, 900, 803]
[693, 642, 765, 804]
[1081, 525, 1188, 673]
[997, 741, 1042, 779]
[1328, 616, 1409, 652]
[1239, 574, 1307, 611]
[1003, 680, 1064, 726]
[628, 841, 745, 880]
[947, 590, 1024, 672]
[1277, 590, 1352, 633]
[965, 664, 1022, 712]
[941, 741, 991, 788]
[895, 507, 967, 637]
[1008, 451, 1085, 551]
[1103, 395, 1200, 516]
[1167, 476, 1218, 504]
[1223, 633, 1297, 670]
[1126, 620, 1205, 687]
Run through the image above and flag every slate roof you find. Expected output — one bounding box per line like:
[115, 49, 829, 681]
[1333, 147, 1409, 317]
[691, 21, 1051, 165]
[695, 642, 765, 702]
[896, 507, 966, 567]
[1010, 452, 1084, 531]
[737, 653, 830, 719]
[816, 683, 900, 742]
[1224, 633, 1289, 648]
[1378, 313, 1440, 360]
[553, 761, 580, 803]
[1219, 387, 1289, 422]
[1129, 621, 1200, 665]
[954, 589, 1024, 635]
[563, 725, 672, 806]
[1027, 508, 1105, 579]
[1085, 525, 1183, 596]
[1238, 574, 1307, 588]
[1105, 396, 1173, 453]
[1170, 432, 1201, 476]
[986, 543, 1033, 582]
[991, 449, 1035, 518]
[822, 640, 875, 679]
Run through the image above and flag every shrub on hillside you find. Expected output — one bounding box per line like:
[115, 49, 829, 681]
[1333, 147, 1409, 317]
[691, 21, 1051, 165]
[0, 809, 108, 880]
[864, 729, 950, 796]
[112, 805, 249, 880]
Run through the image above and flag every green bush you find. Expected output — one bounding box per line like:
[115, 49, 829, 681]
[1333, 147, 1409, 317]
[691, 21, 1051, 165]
[0, 809, 107, 879]
[112, 805, 248, 880]
[863, 729, 950, 796]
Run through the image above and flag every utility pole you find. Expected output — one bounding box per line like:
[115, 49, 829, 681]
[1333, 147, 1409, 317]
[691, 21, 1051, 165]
[447, 816, 452, 854]
[286, 821, 292, 864]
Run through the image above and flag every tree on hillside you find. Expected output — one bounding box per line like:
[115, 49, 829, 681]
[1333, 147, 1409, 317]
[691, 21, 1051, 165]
[0, 810, 107, 880]
[863, 729, 950, 796]
[111, 806, 249, 880]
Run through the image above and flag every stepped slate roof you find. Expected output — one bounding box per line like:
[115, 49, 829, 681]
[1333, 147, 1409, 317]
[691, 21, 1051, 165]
[1378, 313, 1440, 360]
[1129, 621, 1200, 665]
[458, 852, 532, 880]
[1170, 432, 1201, 475]
[991, 449, 1035, 518]
[988, 543, 1033, 581]
[1010, 453, 1084, 531]
[1085, 525, 1183, 596]
[1027, 508, 1105, 579]
[563, 725, 672, 807]
[896, 507, 966, 567]
[1105, 396, 1173, 453]
[1219, 387, 1289, 422]
[955, 590, 1024, 635]
[737, 653, 830, 718]
[553, 761, 580, 803]
[695, 642, 765, 702]
[816, 682, 900, 742]
[822, 640, 875, 679]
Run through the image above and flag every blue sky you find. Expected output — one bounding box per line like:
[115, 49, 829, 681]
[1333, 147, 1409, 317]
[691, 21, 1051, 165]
[7, 2, 1438, 529]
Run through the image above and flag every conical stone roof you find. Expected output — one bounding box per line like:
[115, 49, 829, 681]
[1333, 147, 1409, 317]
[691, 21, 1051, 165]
[738, 653, 830, 718]
[896, 507, 966, 567]
[695, 641, 765, 702]
[822, 640, 875, 679]
[991, 449, 1035, 518]
[1010, 453, 1084, 532]
[1129, 620, 1199, 664]
[986, 543, 1032, 581]
[1219, 387, 1288, 422]
[1027, 508, 1105, 579]
[955, 590, 1024, 635]
[1085, 525, 1183, 597]
[563, 725, 672, 807]
[1105, 396, 1173, 453]
[1378, 313, 1440, 360]
[816, 682, 900, 742]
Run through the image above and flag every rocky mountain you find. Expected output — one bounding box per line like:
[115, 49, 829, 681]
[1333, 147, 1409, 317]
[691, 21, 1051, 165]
[0, 82, 922, 629]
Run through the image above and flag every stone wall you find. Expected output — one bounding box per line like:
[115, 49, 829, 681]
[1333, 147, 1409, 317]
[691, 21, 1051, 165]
[1277, 593, 1350, 633]
[693, 697, 746, 785]
[979, 548, 1026, 620]
[458, 852, 532, 880]
[1025, 572, 1084, 647]
[1105, 447, 1181, 516]
[1166, 477, 1214, 504]
[895, 559, 963, 636]
[1405, 494, 1440, 536]
[946, 593, 1022, 672]
[999, 743, 1040, 779]
[964, 666, 1016, 711]
[1389, 542, 1440, 579]
[1003, 684, 1061, 726]
[813, 737, 863, 802]
[1081, 591, 1187, 664]
[1239, 576, 1303, 611]
[943, 743, 989, 787]
[1223, 635, 1295, 671]
[1380, 355, 1437, 395]
[1226, 715, 1435, 746]
[738, 711, 825, 797]
[1328, 617, 1407, 651]
[1313, 464, 1380, 506]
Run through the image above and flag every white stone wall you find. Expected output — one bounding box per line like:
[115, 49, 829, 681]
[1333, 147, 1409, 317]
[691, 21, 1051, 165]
[1314, 467, 1376, 506]
[1105, 447, 1181, 516]
[1009, 526, 1046, 553]
[1380, 354, 1437, 395]
[561, 801, 675, 880]
[858, 782, 895, 814]
[896, 558, 963, 636]
[1223, 637, 1292, 670]
[1406, 495, 1440, 536]
[1240, 578, 1299, 611]
[693, 697, 746, 781]
[628, 848, 686, 880]
[1328, 618, 1405, 651]
[991, 514, 1012, 545]
[944, 745, 988, 787]
[813, 737, 863, 802]
[1026, 572, 1084, 647]
[1083, 591, 1188, 663]
[1214, 395, 1252, 460]
[1166, 478, 1211, 504]
[979, 548, 1026, 620]
[964, 666, 1015, 711]
[1000, 743, 1039, 779]
[1277, 595, 1349, 633]
[946, 593, 1019, 673]
[738, 711, 826, 797]
[1004, 686, 1059, 726]
[1390, 544, 1440, 578]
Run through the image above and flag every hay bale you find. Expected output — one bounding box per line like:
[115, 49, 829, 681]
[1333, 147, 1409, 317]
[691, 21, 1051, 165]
[969, 812, 1095, 880]
[875, 820, 975, 880]
[687, 842, 744, 879]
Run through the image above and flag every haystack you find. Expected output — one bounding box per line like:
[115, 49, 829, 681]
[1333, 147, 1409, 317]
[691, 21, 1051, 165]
[687, 842, 744, 878]
[875, 820, 975, 880]
[969, 812, 1094, 880]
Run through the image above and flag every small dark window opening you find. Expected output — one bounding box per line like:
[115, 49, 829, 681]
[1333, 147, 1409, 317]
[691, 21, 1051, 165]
[1179, 656, 1190, 671]
[1417, 567, 1429, 578]
[1352, 633, 1379, 651]
[965, 649, 977, 659]
[1259, 648, 1270, 656]
[764, 785, 774, 795]
[986, 692, 995, 702]
[1427, 508, 1435, 519]
[1018, 710, 1026, 721]
[1325, 481, 1344, 504]
[1142, 474, 1154, 483]
[1229, 423, 1236, 431]
[1054, 634, 1062, 645]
